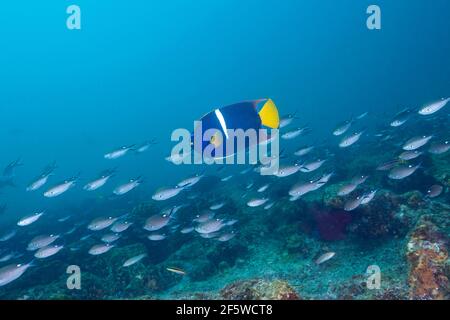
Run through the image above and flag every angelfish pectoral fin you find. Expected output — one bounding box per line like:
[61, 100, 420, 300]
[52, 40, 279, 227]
[258, 99, 280, 129]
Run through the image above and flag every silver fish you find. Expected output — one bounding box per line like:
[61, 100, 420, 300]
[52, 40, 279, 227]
[402, 135, 433, 151]
[194, 211, 215, 223]
[337, 183, 358, 196]
[289, 180, 318, 198]
[257, 184, 270, 193]
[147, 233, 166, 241]
[281, 127, 309, 140]
[152, 186, 183, 201]
[351, 175, 369, 185]
[104, 145, 135, 159]
[294, 146, 314, 157]
[399, 150, 423, 161]
[315, 252, 335, 265]
[84, 170, 115, 191]
[360, 190, 378, 205]
[34, 245, 63, 259]
[44, 177, 77, 198]
[144, 213, 172, 231]
[279, 113, 297, 128]
[195, 219, 225, 234]
[113, 177, 142, 195]
[180, 226, 195, 234]
[27, 234, 59, 251]
[344, 196, 363, 211]
[123, 253, 147, 267]
[418, 98, 449, 115]
[210, 202, 225, 210]
[0, 230, 17, 242]
[88, 217, 118, 231]
[217, 232, 236, 242]
[0, 261, 34, 287]
[376, 159, 400, 171]
[333, 120, 352, 136]
[101, 233, 121, 243]
[177, 173, 204, 188]
[390, 108, 412, 127]
[17, 212, 44, 227]
[135, 139, 156, 153]
[427, 185, 443, 198]
[428, 141, 450, 155]
[110, 221, 133, 233]
[339, 131, 363, 148]
[300, 159, 326, 173]
[88, 244, 115, 255]
[247, 198, 269, 207]
[26, 173, 52, 192]
[388, 163, 421, 180]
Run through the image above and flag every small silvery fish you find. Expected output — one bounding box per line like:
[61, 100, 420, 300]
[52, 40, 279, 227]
[418, 98, 449, 115]
[428, 141, 450, 155]
[88, 244, 115, 255]
[144, 213, 172, 231]
[152, 186, 183, 201]
[17, 212, 44, 227]
[337, 183, 358, 196]
[281, 127, 309, 140]
[390, 108, 412, 127]
[110, 221, 133, 233]
[147, 233, 166, 241]
[101, 233, 121, 243]
[300, 159, 326, 173]
[104, 145, 135, 160]
[87, 217, 118, 231]
[193, 211, 215, 223]
[376, 159, 400, 171]
[180, 226, 195, 234]
[44, 177, 78, 198]
[339, 131, 363, 148]
[0, 230, 17, 242]
[426, 185, 443, 198]
[84, 170, 115, 191]
[123, 253, 147, 267]
[344, 196, 363, 211]
[217, 232, 236, 242]
[166, 267, 186, 275]
[195, 219, 225, 234]
[0, 261, 34, 287]
[27, 234, 59, 251]
[34, 245, 63, 259]
[113, 177, 142, 195]
[210, 202, 225, 210]
[399, 150, 423, 161]
[279, 113, 297, 128]
[388, 163, 421, 180]
[360, 190, 378, 205]
[315, 252, 336, 265]
[177, 173, 204, 188]
[294, 145, 314, 157]
[402, 135, 433, 151]
[247, 198, 269, 208]
[333, 120, 352, 136]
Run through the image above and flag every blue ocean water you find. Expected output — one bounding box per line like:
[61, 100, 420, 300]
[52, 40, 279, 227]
[0, 1, 449, 299]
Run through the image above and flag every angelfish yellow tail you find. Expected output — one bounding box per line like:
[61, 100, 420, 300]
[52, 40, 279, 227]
[258, 99, 280, 129]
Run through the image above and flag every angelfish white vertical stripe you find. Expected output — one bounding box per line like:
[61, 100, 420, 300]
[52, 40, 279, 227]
[214, 109, 229, 139]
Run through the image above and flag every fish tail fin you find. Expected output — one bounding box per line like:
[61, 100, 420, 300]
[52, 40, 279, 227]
[258, 99, 280, 129]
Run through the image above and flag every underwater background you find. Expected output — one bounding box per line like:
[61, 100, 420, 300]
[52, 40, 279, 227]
[0, 0, 449, 299]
